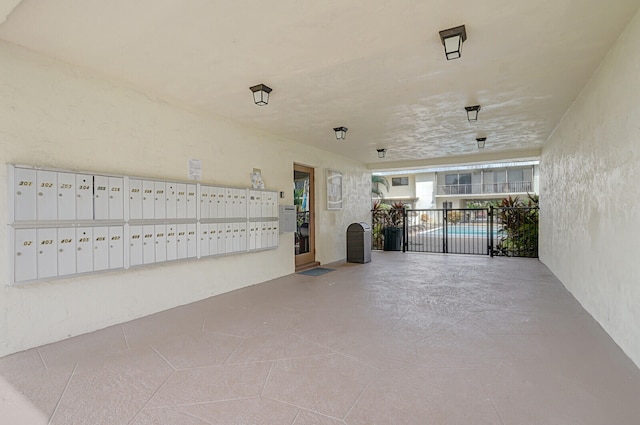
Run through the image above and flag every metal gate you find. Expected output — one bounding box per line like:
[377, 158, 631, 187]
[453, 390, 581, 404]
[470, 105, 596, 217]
[372, 207, 539, 257]
[405, 208, 491, 255]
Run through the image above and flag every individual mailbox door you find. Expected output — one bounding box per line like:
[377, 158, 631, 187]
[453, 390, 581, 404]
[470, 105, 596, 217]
[199, 223, 210, 257]
[238, 190, 247, 218]
[232, 223, 240, 252]
[166, 183, 177, 219]
[14, 168, 37, 221]
[154, 225, 167, 263]
[129, 179, 143, 220]
[129, 225, 143, 266]
[212, 187, 222, 219]
[57, 172, 76, 220]
[57, 227, 76, 276]
[209, 187, 218, 219]
[93, 176, 109, 220]
[253, 190, 262, 217]
[199, 186, 209, 220]
[14, 228, 37, 282]
[154, 182, 166, 220]
[255, 191, 264, 218]
[208, 224, 218, 256]
[261, 194, 269, 218]
[264, 191, 273, 217]
[224, 223, 233, 253]
[142, 180, 155, 220]
[261, 222, 269, 248]
[108, 177, 124, 220]
[249, 223, 257, 250]
[36, 171, 57, 221]
[231, 189, 241, 218]
[264, 192, 272, 217]
[256, 223, 264, 250]
[142, 225, 155, 264]
[166, 225, 177, 261]
[270, 192, 279, 217]
[109, 227, 124, 269]
[176, 224, 187, 260]
[176, 184, 187, 219]
[93, 227, 110, 271]
[272, 221, 279, 247]
[186, 224, 197, 258]
[225, 188, 233, 218]
[37, 228, 57, 278]
[186, 184, 197, 219]
[76, 228, 93, 273]
[238, 222, 247, 252]
[215, 223, 224, 254]
[266, 222, 273, 248]
[76, 174, 94, 220]
[206, 187, 220, 218]
[215, 187, 225, 219]
[248, 191, 258, 218]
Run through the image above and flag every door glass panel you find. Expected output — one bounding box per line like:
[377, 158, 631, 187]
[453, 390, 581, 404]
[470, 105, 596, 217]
[294, 170, 311, 256]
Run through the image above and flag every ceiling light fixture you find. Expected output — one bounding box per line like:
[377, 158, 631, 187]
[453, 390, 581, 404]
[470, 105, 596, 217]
[465, 105, 481, 121]
[377, 149, 387, 159]
[333, 127, 348, 140]
[249, 84, 272, 106]
[439, 25, 467, 60]
[476, 137, 486, 149]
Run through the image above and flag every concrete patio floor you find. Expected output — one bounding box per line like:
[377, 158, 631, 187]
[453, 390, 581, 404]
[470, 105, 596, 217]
[1, 252, 639, 424]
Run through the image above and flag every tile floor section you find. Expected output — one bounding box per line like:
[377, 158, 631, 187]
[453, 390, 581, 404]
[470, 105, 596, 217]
[1, 253, 640, 424]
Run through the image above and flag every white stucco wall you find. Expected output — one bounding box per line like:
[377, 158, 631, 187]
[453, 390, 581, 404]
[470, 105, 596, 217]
[540, 11, 640, 367]
[385, 175, 415, 199]
[414, 172, 436, 209]
[0, 41, 370, 357]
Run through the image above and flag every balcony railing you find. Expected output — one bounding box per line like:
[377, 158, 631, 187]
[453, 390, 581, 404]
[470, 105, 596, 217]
[437, 181, 532, 196]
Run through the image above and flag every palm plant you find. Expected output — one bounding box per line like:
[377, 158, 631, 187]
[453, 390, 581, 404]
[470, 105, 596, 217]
[496, 194, 539, 257]
[372, 175, 389, 199]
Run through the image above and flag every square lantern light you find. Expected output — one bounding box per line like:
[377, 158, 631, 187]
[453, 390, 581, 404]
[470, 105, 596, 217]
[476, 137, 486, 148]
[377, 149, 387, 159]
[439, 25, 467, 60]
[465, 105, 481, 121]
[249, 84, 272, 106]
[333, 127, 348, 140]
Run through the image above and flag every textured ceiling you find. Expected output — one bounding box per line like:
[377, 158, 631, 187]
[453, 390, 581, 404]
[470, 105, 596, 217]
[1, 0, 639, 167]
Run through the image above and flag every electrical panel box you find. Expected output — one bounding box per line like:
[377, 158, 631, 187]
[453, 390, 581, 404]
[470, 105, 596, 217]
[279, 205, 296, 233]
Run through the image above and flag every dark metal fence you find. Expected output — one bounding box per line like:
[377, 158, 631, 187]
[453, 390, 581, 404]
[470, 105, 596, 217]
[405, 208, 490, 255]
[371, 206, 539, 258]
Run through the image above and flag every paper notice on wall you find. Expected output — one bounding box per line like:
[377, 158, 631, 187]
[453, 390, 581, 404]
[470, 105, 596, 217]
[250, 171, 264, 189]
[188, 159, 202, 181]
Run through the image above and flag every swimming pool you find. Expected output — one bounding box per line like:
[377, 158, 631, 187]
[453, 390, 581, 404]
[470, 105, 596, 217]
[422, 226, 500, 237]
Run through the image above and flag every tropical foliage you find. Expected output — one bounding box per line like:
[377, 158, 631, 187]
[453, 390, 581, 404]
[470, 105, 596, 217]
[495, 194, 539, 257]
[371, 200, 406, 250]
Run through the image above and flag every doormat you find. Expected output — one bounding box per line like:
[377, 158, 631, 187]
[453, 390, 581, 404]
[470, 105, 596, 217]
[297, 267, 335, 276]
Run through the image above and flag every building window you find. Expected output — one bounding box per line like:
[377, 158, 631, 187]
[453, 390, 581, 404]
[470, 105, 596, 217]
[392, 177, 409, 186]
[444, 173, 471, 185]
[442, 202, 452, 209]
[444, 173, 471, 194]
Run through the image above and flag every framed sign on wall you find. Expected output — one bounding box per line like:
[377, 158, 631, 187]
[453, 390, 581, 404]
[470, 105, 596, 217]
[326, 169, 342, 210]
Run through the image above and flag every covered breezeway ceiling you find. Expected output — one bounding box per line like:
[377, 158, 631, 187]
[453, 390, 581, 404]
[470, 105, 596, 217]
[0, 0, 639, 166]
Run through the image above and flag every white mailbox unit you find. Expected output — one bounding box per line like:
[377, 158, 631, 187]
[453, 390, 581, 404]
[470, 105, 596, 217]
[8, 164, 280, 285]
